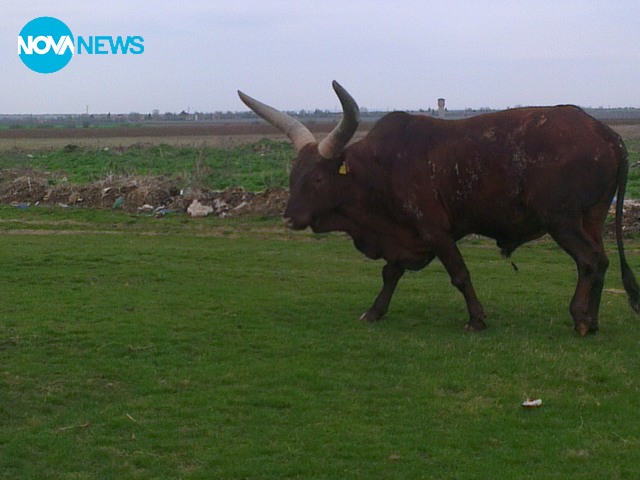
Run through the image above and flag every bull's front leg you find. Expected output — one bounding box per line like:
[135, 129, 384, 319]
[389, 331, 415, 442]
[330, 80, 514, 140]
[360, 261, 406, 322]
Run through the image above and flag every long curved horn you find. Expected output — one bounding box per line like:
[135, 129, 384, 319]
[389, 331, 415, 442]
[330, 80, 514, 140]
[237, 90, 316, 153]
[317, 81, 361, 159]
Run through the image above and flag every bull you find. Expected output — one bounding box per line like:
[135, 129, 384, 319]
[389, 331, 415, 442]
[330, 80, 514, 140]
[238, 81, 640, 335]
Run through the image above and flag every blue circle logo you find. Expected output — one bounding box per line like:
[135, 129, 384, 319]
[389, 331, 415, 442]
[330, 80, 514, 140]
[18, 17, 74, 74]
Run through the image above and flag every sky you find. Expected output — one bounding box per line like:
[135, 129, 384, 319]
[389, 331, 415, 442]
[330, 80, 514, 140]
[3, 0, 640, 114]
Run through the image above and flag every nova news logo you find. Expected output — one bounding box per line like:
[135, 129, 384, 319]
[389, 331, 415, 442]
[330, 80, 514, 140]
[18, 16, 144, 74]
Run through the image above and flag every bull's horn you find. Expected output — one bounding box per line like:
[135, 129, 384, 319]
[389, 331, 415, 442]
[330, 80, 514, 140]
[237, 90, 316, 153]
[317, 80, 360, 159]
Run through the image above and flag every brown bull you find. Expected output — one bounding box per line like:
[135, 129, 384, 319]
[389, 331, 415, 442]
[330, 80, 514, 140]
[238, 81, 640, 335]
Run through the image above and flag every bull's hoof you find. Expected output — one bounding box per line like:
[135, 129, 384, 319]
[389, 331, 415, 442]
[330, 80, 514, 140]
[574, 322, 598, 337]
[464, 319, 487, 332]
[359, 309, 383, 323]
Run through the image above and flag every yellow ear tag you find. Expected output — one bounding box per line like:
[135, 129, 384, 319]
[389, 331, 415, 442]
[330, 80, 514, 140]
[339, 163, 349, 175]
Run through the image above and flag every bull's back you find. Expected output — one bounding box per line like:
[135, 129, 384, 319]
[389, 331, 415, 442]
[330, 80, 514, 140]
[487, 106, 622, 223]
[364, 107, 624, 242]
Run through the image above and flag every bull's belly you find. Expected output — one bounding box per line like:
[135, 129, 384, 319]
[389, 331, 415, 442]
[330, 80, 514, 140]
[352, 228, 432, 267]
[470, 221, 546, 257]
[351, 209, 546, 265]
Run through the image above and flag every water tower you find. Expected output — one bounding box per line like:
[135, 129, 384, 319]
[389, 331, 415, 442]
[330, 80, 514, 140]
[437, 98, 445, 118]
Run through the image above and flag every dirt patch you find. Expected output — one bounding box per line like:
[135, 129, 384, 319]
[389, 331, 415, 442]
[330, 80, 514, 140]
[610, 124, 640, 140]
[0, 168, 289, 218]
[0, 122, 364, 151]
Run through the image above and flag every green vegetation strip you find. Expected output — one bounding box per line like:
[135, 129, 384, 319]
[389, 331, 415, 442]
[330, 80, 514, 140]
[1, 210, 640, 478]
[1, 138, 639, 197]
[628, 138, 640, 197]
[0, 140, 295, 192]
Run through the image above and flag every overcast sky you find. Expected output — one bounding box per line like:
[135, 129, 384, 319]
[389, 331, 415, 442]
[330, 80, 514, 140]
[3, 0, 640, 114]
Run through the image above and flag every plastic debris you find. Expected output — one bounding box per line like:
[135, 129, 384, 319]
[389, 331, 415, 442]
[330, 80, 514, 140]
[137, 204, 154, 214]
[187, 199, 214, 217]
[521, 398, 542, 408]
[112, 196, 124, 209]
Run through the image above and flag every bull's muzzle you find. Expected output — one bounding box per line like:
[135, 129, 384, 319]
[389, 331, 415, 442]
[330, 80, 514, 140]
[283, 217, 295, 229]
[283, 214, 309, 231]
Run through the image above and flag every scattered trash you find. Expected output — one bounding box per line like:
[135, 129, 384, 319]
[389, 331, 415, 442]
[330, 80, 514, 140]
[112, 196, 124, 210]
[0, 169, 289, 218]
[212, 198, 230, 217]
[154, 207, 172, 218]
[608, 199, 640, 236]
[187, 199, 214, 217]
[137, 204, 154, 214]
[521, 398, 542, 408]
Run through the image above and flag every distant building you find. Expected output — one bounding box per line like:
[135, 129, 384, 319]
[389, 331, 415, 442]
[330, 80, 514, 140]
[438, 98, 445, 118]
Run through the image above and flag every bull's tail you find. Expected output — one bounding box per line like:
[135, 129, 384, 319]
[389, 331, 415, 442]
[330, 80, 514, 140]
[615, 140, 640, 313]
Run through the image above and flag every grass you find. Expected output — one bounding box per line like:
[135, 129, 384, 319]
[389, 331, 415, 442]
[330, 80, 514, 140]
[0, 140, 294, 191]
[1, 133, 640, 478]
[627, 138, 640, 197]
[2, 208, 640, 478]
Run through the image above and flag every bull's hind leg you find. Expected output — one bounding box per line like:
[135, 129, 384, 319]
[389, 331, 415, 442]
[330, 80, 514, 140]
[582, 216, 611, 331]
[550, 222, 609, 336]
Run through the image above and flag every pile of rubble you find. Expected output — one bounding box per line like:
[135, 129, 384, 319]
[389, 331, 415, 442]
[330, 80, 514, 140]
[607, 199, 640, 236]
[0, 169, 289, 218]
[3, 168, 640, 235]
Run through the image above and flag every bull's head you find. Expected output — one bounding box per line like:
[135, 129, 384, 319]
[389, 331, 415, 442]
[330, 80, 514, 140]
[238, 81, 360, 231]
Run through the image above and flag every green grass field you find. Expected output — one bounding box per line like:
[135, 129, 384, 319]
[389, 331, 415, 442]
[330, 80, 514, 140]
[1, 207, 640, 479]
[2, 135, 640, 478]
[0, 140, 294, 192]
[1, 137, 638, 196]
